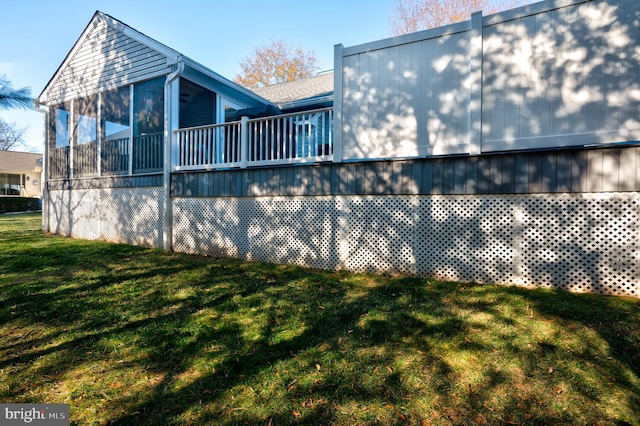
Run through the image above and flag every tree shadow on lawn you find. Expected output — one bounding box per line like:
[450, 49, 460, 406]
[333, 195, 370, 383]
[0, 239, 639, 425]
[107, 274, 639, 425]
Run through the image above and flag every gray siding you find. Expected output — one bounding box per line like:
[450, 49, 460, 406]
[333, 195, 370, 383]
[47, 173, 163, 190]
[171, 146, 640, 197]
[45, 19, 170, 103]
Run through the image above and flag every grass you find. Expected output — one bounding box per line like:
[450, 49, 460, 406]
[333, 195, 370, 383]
[1, 212, 639, 425]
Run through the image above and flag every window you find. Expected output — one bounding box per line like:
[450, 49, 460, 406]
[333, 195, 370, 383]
[54, 104, 71, 148]
[179, 79, 215, 129]
[73, 95, 98, 176]
[75, 96, 97, 145]
[134, 77, 164, 136]
[101, 86, 131, 175]
[0, 174, 21, 196]
[133, 77, 164, 172]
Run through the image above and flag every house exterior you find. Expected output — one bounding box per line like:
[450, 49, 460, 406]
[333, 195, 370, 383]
[38, 0, 640, 297]
[0, 151, 42, 198]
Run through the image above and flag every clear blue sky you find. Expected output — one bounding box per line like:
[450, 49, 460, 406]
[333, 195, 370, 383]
[0, 0, 533, 153]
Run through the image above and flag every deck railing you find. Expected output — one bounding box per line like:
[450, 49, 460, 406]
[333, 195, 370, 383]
[174, 107, 333, 171]
[133, 132, 163, 173]
[176, 122, 243, 170]
[101, 137, 130, 175]
[73, 142, 98, 177]
[50, 146, 70, 179]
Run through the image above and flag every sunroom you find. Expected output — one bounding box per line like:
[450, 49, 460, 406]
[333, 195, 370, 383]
[39, 11, 334, 181]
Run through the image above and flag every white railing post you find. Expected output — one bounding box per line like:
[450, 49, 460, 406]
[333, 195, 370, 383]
[333, 44, 344, 162]
[469, 11, 483, 155]
[240, 116, 249, 168]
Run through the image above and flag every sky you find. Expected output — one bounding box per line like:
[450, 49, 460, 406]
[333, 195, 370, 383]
[0, 0, 396, 153]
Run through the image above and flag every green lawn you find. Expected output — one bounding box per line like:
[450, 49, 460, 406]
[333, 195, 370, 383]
[1, 212, 639, 425]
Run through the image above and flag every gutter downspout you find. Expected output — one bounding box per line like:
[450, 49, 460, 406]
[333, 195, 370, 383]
[35, 102, 49, 233]
[163, 59, 184, 251]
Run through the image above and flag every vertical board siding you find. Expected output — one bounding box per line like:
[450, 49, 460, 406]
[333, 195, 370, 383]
[45, 19, 169, 103]
[171, 147, 639, 198]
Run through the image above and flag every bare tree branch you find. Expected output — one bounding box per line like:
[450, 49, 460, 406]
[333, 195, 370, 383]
[389, 0, 532, 35]
[234, 40, 319, 89]
[0, 118, 27, 151]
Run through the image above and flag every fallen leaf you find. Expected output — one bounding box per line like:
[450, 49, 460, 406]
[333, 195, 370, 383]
[398, 413, 406, 421]
[548, 367, 554, 374]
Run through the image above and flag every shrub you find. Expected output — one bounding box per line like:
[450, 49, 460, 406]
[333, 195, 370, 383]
[0, 197, 40, 213]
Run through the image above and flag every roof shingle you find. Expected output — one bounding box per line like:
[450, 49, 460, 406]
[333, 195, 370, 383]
[0, 151, 43, 172]
[253, 72, 333, 107]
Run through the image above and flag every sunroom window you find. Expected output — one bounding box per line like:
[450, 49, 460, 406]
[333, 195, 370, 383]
[101, 86, 130, 175]
[133, 77, 164, 173]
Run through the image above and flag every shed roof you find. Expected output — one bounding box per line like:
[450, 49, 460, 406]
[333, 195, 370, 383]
[252, 72, 334, 110]
[0, 151, 43, 173]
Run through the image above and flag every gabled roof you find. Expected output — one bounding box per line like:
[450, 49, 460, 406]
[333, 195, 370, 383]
[38, 11, 180, 103]
[252, 72, 334, 111]
[0, 151, 43, 172]
[38, 11, 270, 107]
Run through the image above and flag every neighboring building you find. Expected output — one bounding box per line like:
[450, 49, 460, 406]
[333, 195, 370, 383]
[0, 151, 42, 198]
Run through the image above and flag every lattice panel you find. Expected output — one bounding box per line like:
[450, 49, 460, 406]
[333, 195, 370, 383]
[415, 197, 520, 284]
[99, 188, 164, 248]
[411, 194, 638, 297]
[342, 197, 417, 274]
[271, 197, 341, 270]
[47, 190, 73, 237]
[69, 189, 100, 240]
[518, 194, 638, 296]
[173, 198, 273, 262]
[171, 193, 638, 296]
[47, 189, 100, 240]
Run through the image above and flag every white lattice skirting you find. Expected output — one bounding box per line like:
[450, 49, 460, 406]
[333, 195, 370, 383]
[173, 193, 639, 297]
[47, 187, 164, 248]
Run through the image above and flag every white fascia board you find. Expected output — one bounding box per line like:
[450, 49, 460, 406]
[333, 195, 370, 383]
[38, 12, 103, 104]
[38, 11, 178, 104]
[483, 0, 593, 27]
[100, 12, 180, 64]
